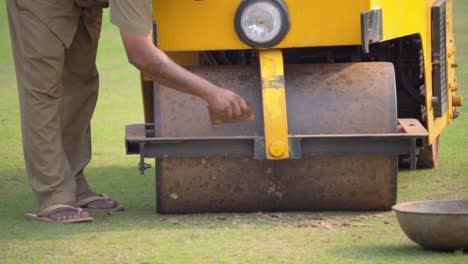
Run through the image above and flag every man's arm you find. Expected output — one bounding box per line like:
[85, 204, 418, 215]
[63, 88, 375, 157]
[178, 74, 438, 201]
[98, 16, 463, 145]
[120, 31, 248, 118]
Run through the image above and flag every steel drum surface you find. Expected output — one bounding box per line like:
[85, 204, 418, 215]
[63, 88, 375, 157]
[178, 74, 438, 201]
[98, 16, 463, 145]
[154, 63, 398, 214]
[393, 199, 468, 250]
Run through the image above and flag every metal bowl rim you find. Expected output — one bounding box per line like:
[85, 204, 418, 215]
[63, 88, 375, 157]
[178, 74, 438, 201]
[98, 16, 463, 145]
[392, 199, 468, 215]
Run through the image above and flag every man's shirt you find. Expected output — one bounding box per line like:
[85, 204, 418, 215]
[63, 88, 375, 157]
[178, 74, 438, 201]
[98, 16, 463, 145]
[109, 0, 152, 36]
[15, 0, 152, 48]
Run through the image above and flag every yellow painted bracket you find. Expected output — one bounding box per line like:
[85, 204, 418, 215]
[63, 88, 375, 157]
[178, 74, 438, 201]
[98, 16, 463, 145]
[259, 49, 290, 160]
[140, 73, 154, 123]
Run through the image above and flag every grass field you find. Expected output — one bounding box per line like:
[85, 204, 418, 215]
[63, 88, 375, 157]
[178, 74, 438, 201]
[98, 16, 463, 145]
[0, 1, 467, 263]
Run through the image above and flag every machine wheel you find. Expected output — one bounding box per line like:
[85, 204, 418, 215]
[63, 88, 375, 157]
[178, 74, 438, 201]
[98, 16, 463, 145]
[154, 63, 399, 213]
[417, 136, 440, 168]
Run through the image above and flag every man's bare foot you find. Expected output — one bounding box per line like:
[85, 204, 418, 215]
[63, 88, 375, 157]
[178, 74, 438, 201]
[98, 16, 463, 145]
[76, 191, 124, 212]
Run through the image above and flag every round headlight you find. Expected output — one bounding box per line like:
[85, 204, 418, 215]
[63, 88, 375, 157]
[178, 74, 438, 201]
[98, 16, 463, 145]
[235, 0, 290, 48]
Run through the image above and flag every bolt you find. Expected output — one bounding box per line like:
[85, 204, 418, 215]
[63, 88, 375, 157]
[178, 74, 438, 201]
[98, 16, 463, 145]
[268, 140, 287, 158]
[138, 162, 152, 174]
[448, 47, 457, 58]
[453, 94, 463, 107]
[449, 82, 459, 91]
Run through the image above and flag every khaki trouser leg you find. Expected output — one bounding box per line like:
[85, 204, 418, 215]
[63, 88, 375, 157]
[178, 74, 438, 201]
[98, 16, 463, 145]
[6, 0, 77, 210]
[61, 9, 103, 195]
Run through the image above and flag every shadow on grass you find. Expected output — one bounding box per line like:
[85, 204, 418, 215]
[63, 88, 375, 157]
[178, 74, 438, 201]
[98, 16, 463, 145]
[331, 244, 466, 262]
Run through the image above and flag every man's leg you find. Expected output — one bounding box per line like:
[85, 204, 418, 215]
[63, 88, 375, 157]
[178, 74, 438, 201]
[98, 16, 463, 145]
[61, 8, 121, 210]
[61, 12, 101, 195]
[6, 0, 77, 211]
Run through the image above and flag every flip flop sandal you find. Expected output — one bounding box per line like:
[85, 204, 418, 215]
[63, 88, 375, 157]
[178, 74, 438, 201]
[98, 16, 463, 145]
[76, 194, 125, 212]
[24, 204, 93, 223]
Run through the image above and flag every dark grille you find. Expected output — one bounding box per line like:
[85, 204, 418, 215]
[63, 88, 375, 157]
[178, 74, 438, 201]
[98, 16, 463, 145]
[432, 0, 448, 117]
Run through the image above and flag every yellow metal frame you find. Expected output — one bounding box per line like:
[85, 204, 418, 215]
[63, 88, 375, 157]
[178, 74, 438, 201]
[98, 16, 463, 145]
[153, 0, 368, 51]
[368, 0, 458, 144]
[150, 0, 460, 150]
[259, 50, 290, 160]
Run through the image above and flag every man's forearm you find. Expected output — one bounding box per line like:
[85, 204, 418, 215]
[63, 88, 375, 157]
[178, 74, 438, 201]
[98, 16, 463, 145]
[120, 31, 247, 117]
[122, 33, 217, 101]
[140, 54, 216, 101]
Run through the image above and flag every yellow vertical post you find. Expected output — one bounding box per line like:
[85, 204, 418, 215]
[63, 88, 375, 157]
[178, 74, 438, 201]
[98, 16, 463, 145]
[259, 49, 290, 160]
[140, 74, 154, 123]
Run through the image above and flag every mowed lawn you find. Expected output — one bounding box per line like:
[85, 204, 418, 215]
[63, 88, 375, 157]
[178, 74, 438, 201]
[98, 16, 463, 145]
[0, 1, 466, 263]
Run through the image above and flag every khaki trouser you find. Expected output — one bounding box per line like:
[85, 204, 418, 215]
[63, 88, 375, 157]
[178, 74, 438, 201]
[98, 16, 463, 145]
[7, 0, 103, 210]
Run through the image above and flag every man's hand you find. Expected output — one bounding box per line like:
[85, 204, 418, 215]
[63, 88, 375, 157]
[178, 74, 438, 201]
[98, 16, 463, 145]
[203, 87, 248, 119]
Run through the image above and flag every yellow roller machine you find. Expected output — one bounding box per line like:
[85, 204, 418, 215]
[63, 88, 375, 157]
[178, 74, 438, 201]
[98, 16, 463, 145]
[126, 0, 462, 213]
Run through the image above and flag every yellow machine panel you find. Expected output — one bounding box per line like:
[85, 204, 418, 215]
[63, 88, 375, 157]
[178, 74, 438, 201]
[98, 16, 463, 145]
[154, 0, 436, 52]
[153, 0, 368, 51]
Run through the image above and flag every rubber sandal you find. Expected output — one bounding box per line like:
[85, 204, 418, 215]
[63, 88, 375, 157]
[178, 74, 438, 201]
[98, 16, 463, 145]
[24, 204, 93, 223]
[76, 194, 125, 212]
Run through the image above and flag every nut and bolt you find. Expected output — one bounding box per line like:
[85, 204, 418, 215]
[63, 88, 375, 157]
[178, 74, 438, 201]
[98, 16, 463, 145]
[453, 94, 463, 107]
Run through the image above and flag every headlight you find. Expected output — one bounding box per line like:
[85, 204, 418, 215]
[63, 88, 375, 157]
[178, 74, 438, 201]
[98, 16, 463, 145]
[235, 0, 290, 48]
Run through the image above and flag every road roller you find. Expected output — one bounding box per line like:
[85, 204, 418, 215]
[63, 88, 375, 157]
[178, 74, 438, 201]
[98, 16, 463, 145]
[126, 0, 462, 214]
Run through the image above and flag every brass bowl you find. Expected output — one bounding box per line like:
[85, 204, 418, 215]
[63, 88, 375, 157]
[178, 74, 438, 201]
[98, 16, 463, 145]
[393, 199, 468, 251]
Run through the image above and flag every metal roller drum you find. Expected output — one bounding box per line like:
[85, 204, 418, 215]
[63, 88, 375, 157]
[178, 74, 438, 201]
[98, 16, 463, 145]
[154, 63, 398, 214]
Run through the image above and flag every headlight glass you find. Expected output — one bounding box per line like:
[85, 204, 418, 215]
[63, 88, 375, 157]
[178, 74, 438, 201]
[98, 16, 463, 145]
[240, 2, 282, 44]
[235, 0, 290, 47]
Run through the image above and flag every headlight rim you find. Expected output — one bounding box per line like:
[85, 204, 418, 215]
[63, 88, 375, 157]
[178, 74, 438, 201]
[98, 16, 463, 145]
[235, 0, 290, 48]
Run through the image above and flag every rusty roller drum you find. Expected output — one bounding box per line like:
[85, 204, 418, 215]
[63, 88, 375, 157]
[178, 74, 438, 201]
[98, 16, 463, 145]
[154, 62, 398, 214]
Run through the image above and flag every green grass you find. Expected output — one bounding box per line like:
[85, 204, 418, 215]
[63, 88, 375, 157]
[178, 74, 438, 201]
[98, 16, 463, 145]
[0, 1, 467, 263]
